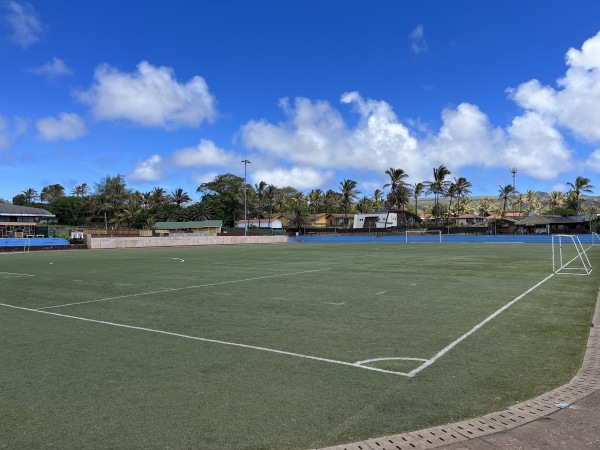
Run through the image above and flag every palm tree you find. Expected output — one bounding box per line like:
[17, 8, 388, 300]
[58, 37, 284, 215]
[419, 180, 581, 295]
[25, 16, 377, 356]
[339, 179, 360, 227]
[324, 190, 341, 216]
[171, 188, 192, 206]
[40, 184, 65, 203]
[71, 183, 89, 197]
[151, 187, 167, 207]
[476, 197, 497, 217]
[425, 165, 452, 225]
[566, 176, 595, 212]
[184, 202, 213, 221]
[548, 191, 565, 216]
[372, 189, 384, 210]
[383, 167, 409, 193]
[412, 182, 424, 217]
[254, 181, 267, 228]
[308, 188, 324, 214]
[265, 184, 277, 228]
[446, 183, 458, 225]
[498, 184, 516, 218]
[452, 177, 472, 220]
[357, 196, 373, 214]
[22, 188, 39, 204]
[514, 193, 526, 215]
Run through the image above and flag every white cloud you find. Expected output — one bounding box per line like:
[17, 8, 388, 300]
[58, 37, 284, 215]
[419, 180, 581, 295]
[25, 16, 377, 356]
[171, 139, 238, 168]
[29, 57, 73, 79]
[76, 61, 217, 129]
[35, 113, 87, 141]
[410, 24, 428, 54]
[4, 0, 44, 48]
[251, 167, 334, 190]
[585, 149, 600, 173]
[0, 114, 28, 148]
[509, 31, 600, 143]
[241, 93, 418, 177]
[129, 154, 164, 182]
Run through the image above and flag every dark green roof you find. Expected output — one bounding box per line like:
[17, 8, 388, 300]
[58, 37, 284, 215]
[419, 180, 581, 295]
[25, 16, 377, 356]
[153, 220, 223, 230]
[0, 204, 55, 217]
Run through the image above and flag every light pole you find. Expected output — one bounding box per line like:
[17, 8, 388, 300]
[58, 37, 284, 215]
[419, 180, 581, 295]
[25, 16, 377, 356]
[242, 159, 251, 236]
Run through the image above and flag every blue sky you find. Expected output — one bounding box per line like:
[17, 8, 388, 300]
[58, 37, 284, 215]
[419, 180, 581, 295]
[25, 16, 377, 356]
[2, 1, 600, 202]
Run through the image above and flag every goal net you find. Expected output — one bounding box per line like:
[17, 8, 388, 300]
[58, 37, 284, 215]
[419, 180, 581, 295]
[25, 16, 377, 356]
[405, 230, 442, 243]
[552, 235, 592, 275]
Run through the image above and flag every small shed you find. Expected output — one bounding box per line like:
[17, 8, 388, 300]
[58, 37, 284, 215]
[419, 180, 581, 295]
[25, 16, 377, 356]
[153, 220, 223, 236]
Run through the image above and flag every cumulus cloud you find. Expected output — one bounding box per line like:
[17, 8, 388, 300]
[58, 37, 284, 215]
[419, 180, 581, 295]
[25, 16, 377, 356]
[251, 167, 334, 190]
[0, 114, 28, 148]
[129, 154, 164, 182]
[410, 24, 428, 54]
[239, 87, 581, 189]
[28, 57, 73, 79]
[4, 0, 44, 48]
[171, 139, 238, 168]
[35, 113, 86, 141]
[508, 31, 600, 143]
[76, 61, 217, 129]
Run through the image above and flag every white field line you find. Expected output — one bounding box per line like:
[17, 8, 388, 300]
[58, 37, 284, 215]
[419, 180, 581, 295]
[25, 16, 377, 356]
[0, 302, 414, 377]
[36, 268, 333, 310]
[0, 271, 35, 277]
[408, 272, 555, 377]
[408, 243, 595, 376]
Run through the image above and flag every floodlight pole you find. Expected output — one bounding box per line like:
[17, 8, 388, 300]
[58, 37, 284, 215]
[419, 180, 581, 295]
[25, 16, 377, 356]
[242, 159, 251, 236]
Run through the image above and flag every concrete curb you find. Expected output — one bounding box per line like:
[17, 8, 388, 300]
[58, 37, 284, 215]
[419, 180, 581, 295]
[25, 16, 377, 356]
[318, 291, 600, 450]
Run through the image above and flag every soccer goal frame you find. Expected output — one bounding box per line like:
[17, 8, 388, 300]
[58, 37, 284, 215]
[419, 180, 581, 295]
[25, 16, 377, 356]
[405, 230, 442, 243]
[552, 234, 592, 275]
[23, 238, 30, 254]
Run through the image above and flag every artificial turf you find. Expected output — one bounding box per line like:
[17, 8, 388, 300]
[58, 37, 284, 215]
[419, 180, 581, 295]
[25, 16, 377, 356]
[1, 241, 598, 449]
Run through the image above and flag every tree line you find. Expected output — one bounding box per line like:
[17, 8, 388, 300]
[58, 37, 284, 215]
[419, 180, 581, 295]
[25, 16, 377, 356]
[3, 167, 596, 229]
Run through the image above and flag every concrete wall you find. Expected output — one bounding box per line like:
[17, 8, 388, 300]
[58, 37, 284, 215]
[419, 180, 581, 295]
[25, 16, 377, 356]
[86, 234, 288, 249]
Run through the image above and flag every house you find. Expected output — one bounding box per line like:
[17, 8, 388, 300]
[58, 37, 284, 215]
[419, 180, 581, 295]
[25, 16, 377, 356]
[307, 213, 329, 228]
[265, 214, 292, 228]
[456, 214, 486, 226]
[153, 220, 223, 236]
[515, 214, 596, 234]
[236, 218, 284, 229]
[328, 213, 354, 228]
[0, 204, 55, 238]
[353, 210, 422, 229]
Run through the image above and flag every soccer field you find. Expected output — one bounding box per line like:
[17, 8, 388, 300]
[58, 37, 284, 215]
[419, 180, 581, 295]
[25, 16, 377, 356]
[1, 242, 598, 449]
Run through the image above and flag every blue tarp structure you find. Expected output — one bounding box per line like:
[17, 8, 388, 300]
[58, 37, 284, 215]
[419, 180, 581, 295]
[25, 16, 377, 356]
[0, 238, 69, 247]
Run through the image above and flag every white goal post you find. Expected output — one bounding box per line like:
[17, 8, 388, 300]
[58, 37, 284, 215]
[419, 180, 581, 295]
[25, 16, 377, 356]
[552, 234, 592, 275]
[405, 230, 442, 243]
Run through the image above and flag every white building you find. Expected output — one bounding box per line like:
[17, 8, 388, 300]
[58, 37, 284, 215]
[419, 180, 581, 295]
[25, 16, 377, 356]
[236, 218, 284, 229]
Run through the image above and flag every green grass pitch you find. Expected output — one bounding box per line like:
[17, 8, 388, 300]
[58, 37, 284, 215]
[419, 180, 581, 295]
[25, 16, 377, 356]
[1, 242, 598, 449]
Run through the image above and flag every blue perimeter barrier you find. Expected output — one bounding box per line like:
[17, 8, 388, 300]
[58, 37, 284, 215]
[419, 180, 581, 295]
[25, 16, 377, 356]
[292, 234, 599, 244]
[0, 238, 69, 247]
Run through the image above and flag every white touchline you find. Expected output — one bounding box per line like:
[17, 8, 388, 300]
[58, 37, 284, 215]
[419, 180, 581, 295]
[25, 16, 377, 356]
[408, 272, 556, 377]
[36, 268, 333, 310]
[0, 272, 35, 277]
[0, 302, 413, 377]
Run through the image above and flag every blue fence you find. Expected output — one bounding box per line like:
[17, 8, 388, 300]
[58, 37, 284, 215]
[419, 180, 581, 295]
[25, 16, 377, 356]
[292, 234, 599, 244]
[0, 238, 69, 247]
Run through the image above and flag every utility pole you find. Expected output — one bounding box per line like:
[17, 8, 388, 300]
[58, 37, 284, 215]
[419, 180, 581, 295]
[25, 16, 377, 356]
[242, 159, 251, 236]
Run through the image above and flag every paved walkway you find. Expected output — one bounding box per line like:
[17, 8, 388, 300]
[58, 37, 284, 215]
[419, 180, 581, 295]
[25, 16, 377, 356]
[319, 291, 600, 450]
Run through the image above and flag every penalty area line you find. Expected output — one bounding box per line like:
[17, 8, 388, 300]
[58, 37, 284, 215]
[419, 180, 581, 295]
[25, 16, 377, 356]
[36, 268, 333, 310]
[0, 302, 413, 377]
[408, 272, 556, 377]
